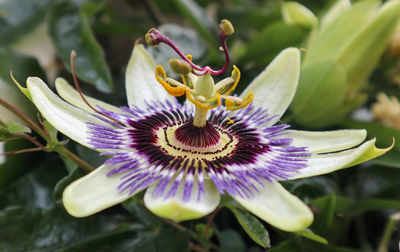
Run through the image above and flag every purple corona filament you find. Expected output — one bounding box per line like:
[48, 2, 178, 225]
[148, 25, 230, 76]
[87, 100, 311, 202]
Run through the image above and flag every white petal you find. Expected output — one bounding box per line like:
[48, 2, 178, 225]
[55, 78, 125, 114]
[288, 129, 367, 154]
[240, 48, 300, 125]
[234, 180, 313, 232]
[0, 142, 5, 165]
[291, 138, 392, 180]
[144, 179, 220, 222]
[63, 164, 136, 217]
[125, 44, 173, 109]
[27, 77, 107, 148]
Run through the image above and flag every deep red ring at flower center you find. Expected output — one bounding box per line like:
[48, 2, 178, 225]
[174, 120, 221, 148]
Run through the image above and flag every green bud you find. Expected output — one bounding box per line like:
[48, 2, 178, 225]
[195, 73, 215, 99]
[281, 1, 318, 29]
[291, 0, 400, 128]
[320, 0, 351, 33]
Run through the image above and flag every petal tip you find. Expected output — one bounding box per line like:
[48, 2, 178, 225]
[62, 184, 90, 218]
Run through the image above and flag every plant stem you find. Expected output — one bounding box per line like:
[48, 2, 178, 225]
[0, 98, 47, 139]
[377, 212, 400, 252]
[205, 207, 220, 237]
[56, 146, 94, 172]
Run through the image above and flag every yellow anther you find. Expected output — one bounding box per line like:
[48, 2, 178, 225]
[227, 118, 235, 124]
[169, 59, 192, 75]
[220, 19, 234, 36]
[186, 89, 221, 110]
[226, 65, 240, 95]
[225, 92, 254, 111]
[155, 66, 186, 97]
[181, 55, 195, 89]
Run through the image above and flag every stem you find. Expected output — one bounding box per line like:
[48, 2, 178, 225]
[193, 107, 208, 127]
[162, 218, 189, 232]
[0, 147, 42, 155]
[205, 207, 220, 238]
[0, 98, 47, 139]
[21, 134, 48, 151]
[56, 146, 94, 172]
[377, 212, 400, 252]
[189, 242, 208, 252]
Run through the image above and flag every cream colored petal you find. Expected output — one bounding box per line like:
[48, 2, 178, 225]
[234, 180, 313, 232]
[291, 138, 393, 180]
[125, 44, 173, 109]
[63, 164, 136, 217]
[144, 179, 220, 222]
[27, 77, 107, 148]
[55, 78, 125, 114]
[288, 129, 367, 154]
[0, 142, 5, 165]
[240, 48, 300, 125]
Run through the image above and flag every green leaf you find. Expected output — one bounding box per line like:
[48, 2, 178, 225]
[268, 240, 302, 252]
[48, 1, 113, 93]
[0, 48, 47, 83]
[122, 198, 160, 227]
[0, 0, 51, 45]
[0, 139, 40, 188]
[0, 205, 149, 251]
[5, 121, 31, 134]
[302, 240, 363, 252]
[53, 166, 86, 202]
[226, 203, 271, 248]
[0, 155, 66, 208]
[240, 21, 305, 64]
[75, 144, 107, 168]
[296, 229, 328, 244]
[311, 194, 336, 235]
[312, 195, 400, 216]
[219, 229, 246, 252]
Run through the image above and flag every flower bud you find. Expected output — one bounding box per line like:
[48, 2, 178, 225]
[290, 0, 400, 128]
[281, 1, 317, 29]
